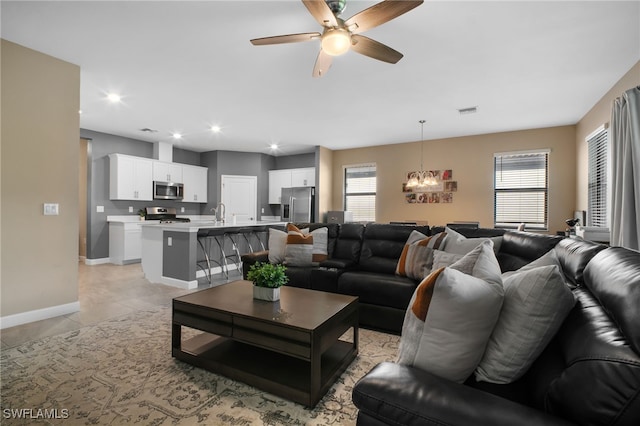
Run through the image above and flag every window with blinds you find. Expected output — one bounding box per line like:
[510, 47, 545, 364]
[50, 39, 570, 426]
[587, 126, 608, 227]
[494, 151, 549, 229]
[344, 164, 376, 222]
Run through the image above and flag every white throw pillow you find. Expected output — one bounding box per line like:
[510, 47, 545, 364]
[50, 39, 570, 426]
[302, 227, 329, 265]
[284, 224, 314, 266]
[397, 240, 504, 383]
[443, 227, 503, 255]
[475, 264, 576, 384]
[396, 231, 448, 280]
[267, 228, 287, 264]
[431, 250, 464, 270]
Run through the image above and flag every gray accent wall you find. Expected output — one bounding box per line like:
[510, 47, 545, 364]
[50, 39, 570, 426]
[80, 128, 316, 261]
[81, 129, 203, 260]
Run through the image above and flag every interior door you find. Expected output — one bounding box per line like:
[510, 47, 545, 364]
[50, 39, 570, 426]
[221, 175, 257, 223]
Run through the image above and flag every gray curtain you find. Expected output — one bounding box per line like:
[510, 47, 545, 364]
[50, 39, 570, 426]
[610, 86, 640, 250]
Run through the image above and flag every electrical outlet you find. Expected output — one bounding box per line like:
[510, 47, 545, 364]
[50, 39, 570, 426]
[129, 206, 133, 213]
[181, 207, 185, 213]
[261, 208, 265, 214]
[167, 237, 172, 247]
[44, 203, 59, 215]
[96, 205, 104, 213]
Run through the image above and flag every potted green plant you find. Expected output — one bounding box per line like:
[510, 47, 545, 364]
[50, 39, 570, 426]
[137, 208, 146, 221]
[246, 262, 288, 301]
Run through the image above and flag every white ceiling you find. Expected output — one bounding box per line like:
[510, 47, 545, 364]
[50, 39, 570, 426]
[2, 1, 639, 155]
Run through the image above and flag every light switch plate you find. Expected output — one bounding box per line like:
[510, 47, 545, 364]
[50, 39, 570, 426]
[44, 203, 59, 215]
[96, 205, 104, 213]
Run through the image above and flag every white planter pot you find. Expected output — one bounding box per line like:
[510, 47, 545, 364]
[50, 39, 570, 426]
[253, 286, 280, 301]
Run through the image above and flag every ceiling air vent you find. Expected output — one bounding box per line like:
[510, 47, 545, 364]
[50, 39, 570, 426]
[458, 106, 478, 115]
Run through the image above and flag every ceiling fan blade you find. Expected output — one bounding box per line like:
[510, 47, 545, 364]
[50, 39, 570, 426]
[251, 32, 321, 45]
[345, 0, 424, 34]
[312, 49, 333, 78]
[302, 0, 338, 28]
[351, 34, 403, 64]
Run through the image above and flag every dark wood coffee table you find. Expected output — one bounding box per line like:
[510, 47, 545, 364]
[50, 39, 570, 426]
[172, 280, 359, 407]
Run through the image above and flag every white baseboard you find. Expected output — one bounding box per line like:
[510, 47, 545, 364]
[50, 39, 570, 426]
[160, 276, 198, 290]
[0, 301, 80, 330]
[84, 257, 111, 265]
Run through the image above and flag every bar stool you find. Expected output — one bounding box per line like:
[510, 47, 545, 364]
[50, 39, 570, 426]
[222, 227, 249, 275]
[197, 228, 228, 282]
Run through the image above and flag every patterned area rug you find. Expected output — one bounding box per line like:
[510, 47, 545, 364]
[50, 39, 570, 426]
[1, 307, 399, 425]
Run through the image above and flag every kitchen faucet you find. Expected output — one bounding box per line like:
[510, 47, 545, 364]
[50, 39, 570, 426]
[217, 202, 226, 224]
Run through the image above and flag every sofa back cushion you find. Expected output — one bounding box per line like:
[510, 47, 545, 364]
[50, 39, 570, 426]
[583, 247, 640, 354]
[497, 231, 563, 272]
[359, 224, 430, 274]
[539, 247, 640, 425]
[333, 223, 365, 263]
[553, 237, 606, 287]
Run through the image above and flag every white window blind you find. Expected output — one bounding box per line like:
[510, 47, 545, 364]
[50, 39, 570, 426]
[587, 127, 608, 227]
[494, 151, 549, 229]
[344, 164, 376, 222]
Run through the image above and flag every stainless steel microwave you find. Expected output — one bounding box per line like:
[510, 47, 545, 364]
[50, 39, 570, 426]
[153, 181, 184, 200]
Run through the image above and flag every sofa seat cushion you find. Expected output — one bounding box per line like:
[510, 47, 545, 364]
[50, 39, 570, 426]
[338, 271, 417, 310]
[353, 362, 571, 426]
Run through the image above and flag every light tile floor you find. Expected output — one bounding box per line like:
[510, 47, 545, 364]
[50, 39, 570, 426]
[0, 262, 240, 349]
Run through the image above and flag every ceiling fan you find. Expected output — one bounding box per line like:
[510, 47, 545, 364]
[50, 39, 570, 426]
[250, 0, 424, 77]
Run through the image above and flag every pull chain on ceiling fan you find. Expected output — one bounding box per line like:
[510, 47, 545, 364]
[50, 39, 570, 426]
[250, 0, 424, 78]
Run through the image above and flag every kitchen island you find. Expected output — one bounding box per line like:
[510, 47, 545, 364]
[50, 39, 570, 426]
[141, 220, 285, 289]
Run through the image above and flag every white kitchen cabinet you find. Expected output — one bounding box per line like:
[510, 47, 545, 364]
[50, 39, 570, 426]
[182, 165, 208, 203]
[109, 154, 153, 201]
[109, 221, 142, 265]
[268, 167, 315, 204]
[153, 161, 183, 183]
[269, 170, 292, 204]
[291, 168, 315, 187]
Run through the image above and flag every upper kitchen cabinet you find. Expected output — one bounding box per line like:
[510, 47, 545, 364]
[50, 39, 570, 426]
[182, 165, 208, 203]
[291, 168, 315, 187]
[109, 154, 153, 201]
[268, 167, 315, 204]
[153, 161, 183, 183]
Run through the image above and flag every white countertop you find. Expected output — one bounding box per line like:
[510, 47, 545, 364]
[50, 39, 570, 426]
[140, 220, 286, 232]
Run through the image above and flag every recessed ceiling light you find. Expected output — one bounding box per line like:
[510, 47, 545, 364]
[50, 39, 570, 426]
[270, 144, 279, 150]
[210, 125, 221, 133]
[107, 93, 121, 103]
[172, 133, 182, 139]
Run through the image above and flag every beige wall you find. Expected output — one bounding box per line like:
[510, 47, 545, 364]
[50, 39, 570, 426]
[331, 125, 576, 233]
[316, 146, 334, 222]
[575, 60, 640, 213]
[1, 40, 80, 317]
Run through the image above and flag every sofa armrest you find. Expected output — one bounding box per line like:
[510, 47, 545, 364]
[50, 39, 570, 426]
[241, 251, 269, 279]
[353, 362, 573, 426]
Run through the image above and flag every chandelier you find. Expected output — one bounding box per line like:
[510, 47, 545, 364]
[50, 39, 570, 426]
[406, 120, 438, 188]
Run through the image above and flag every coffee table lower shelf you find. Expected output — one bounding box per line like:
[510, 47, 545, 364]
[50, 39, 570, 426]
[173, 332, 357, 407]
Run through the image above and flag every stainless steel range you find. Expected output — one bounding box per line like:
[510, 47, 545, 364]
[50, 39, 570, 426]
[145, 207, 190, 223]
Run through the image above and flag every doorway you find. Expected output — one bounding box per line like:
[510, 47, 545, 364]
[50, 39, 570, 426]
[221, 175, 257, 222]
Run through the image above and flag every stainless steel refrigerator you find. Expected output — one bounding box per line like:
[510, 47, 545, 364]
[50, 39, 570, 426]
[281, 187, 315, 222]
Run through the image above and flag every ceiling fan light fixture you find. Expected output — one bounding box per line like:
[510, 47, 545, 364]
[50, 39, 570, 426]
[321, 29, 351, 56]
